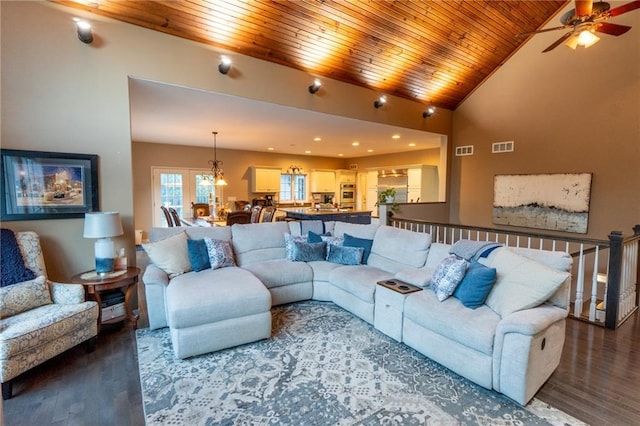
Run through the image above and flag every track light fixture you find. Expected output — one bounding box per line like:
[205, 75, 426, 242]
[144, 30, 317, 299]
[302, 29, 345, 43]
[218, 56, 232, 75]
[374, 96, 387, 109]
[308, 78, 322, 94]
[74, 19, 93, 44]
[422, 106, 436, 118]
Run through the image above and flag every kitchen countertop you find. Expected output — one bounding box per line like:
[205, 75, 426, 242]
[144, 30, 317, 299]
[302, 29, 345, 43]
[279, 207, 372, 216]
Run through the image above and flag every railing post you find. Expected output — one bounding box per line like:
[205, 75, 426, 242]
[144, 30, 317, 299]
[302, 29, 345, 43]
[605, 231, 623, 329]
[634, 225, 640, 308]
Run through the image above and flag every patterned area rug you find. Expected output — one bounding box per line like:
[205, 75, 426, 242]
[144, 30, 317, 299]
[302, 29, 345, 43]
[136, 301, 586, 425]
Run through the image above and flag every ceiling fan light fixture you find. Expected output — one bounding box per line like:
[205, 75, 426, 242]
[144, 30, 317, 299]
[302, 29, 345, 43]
[565, 34, 580, 50]
[577, 29, 600, 47]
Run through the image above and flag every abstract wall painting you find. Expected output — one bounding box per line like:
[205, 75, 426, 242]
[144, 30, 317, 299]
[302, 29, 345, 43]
[493, 173, 592, 234]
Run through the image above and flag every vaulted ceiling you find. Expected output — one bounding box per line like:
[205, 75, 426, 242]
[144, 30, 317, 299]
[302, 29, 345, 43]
[54, 0, 567, 111]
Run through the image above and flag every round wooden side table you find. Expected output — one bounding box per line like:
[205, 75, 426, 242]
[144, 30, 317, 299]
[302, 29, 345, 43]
[71, 266, 140, 332]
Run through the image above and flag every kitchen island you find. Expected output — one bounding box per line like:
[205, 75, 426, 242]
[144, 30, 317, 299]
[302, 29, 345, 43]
[279, 208, 372, 224]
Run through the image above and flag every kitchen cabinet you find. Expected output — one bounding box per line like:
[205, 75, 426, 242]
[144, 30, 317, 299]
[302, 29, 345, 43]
[251, 167, 282, 193]
[407, 166, 438, 202]
[336, 170, 356, 184]
[366, 171, 379, 213]
[310, 170, 336, 193]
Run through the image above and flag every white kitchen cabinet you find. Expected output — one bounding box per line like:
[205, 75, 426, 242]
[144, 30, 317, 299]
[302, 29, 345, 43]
[310, 170, 336, 193]
[251, 167, 282, 193]
[407, 166, 438, 202]
[366, 170, 378, 189]
[336, 170, 356, 184]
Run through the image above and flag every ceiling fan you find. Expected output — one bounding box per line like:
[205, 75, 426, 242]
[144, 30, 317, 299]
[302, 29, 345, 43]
[519, 0, 640, 52]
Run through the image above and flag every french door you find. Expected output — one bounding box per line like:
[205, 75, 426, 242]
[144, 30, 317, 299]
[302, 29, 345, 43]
[152, 167, 215, 226]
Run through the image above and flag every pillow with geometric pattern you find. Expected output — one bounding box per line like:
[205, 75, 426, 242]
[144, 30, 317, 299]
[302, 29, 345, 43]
[204, 238, 237, 269]
[430, 255, 469, 301]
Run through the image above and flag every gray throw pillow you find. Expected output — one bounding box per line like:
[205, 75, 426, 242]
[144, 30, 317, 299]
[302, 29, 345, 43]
[291, 241, 327, 262]
[327, 244, 364, 265]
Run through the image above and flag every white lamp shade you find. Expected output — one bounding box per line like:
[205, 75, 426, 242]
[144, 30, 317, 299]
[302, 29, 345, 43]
[83, 212, 124, 239]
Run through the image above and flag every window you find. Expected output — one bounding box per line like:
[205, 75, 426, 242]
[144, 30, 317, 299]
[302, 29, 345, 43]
[152, 168, 214, 226]
[280, 173, 307, 203]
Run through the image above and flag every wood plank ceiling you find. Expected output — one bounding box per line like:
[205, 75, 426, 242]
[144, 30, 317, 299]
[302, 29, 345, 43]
[54, 0, 567, 110]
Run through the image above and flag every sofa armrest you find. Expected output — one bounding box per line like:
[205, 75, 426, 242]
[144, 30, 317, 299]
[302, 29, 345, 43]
[492, 304, 568, 404]
[49, 281, 86, 304]
[143, 264, 170, 330]
[143, 264, 170, 287]
[496, 304, 568, 336]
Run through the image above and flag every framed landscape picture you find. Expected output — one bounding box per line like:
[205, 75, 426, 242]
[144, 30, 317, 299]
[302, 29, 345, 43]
[0, 149, 99, 221]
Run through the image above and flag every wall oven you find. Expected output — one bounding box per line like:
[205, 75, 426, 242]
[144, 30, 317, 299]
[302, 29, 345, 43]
[340, 183, 356, 209]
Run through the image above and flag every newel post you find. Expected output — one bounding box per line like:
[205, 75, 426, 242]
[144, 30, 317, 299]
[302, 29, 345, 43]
[634, 225, 640, 308]
[605, 231, 624, 329]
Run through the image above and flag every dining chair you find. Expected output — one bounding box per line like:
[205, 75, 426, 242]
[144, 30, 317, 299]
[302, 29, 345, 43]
[168, 207, 182, 227]
[225, 211, 251, 226]
[260, 206, 276, 223]
[191, 202, 210, 219]
[234, 200, 250, 211]
[160, 206, 174, 227]
[250, 205, 263, 223]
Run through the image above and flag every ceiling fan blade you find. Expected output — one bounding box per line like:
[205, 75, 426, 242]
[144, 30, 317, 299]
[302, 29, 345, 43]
[516, 25, 568, 37]
[575, 0, 594, 16]
[608, 0, 640, 17]
[596, 22, 632, 36]
[543, 32, 575, 52]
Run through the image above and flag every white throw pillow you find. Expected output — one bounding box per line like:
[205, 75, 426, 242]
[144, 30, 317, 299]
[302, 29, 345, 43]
[142, 231, 191, 278]
[484, 248, 570, 317]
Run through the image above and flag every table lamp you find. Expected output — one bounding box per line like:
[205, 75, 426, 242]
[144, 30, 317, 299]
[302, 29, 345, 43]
[83, 211, 124, 275]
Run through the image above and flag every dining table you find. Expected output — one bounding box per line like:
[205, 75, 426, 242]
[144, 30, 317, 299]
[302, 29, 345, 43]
[180, 216, 227, 227]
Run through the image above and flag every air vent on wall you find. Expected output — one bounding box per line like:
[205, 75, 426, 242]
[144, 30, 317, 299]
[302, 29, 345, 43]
[492, 141, 514, 153]
[455, 145, 474, 156]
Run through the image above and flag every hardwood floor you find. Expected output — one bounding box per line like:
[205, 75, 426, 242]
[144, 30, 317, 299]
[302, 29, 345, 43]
[536, 312, 640, 425]
[2, 323, 144, 426]
[2, 311, 639, 425]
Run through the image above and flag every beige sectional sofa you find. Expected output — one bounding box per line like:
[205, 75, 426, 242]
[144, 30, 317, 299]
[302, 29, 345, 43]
[142, 221, 572, 405]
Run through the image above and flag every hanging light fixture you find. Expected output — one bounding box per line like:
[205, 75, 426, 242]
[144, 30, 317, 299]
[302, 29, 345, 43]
[202, 131, 227, 186]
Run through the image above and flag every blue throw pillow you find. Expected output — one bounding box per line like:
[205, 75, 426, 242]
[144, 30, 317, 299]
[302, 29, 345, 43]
[291, 241, 327, 262]
[1, 228, 37, 287]
[326, 244, 364, 265]
[453, 262, 497, 309]
[187, 239, 211, 272]
[307, 230, 331, 243]
[343, 233, 373, 264]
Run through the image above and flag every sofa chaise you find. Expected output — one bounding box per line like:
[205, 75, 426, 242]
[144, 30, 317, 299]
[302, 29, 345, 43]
[142, 221, 572, 405]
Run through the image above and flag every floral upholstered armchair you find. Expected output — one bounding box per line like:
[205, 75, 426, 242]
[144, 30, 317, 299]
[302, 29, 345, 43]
[0, 230, 99, 399]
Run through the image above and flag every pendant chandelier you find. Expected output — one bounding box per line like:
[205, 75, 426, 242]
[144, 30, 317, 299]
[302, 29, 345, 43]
[201, 131, 227, 186]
